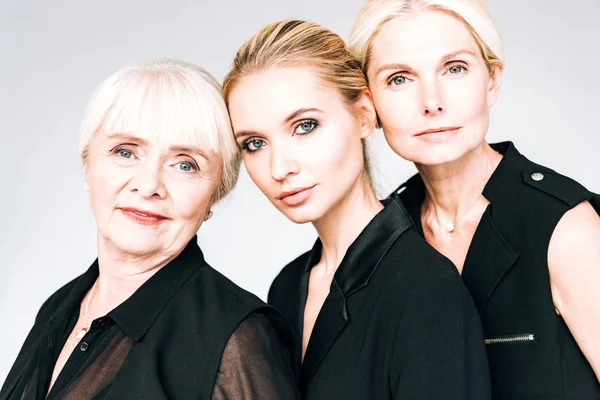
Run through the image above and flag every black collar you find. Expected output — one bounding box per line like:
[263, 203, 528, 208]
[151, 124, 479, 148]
[396, 141, 521, 229]
[303, 195, 413, 298]
[50, 237, 205, 342]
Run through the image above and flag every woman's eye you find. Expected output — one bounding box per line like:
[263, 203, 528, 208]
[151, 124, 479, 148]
[176, 161, 196, 172]
[448, 64, 467, 74]
[116, 148, 133, 159]
[243, 138, 266, 152]
[294, 120, 318, 135]
[389, 75, 407, 86]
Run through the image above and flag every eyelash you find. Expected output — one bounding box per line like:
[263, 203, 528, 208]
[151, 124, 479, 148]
[175, 159, 198, 172]
[447, 62, 468, 74]
[386, 62, 469, 86]
[112, 147, 198, 172]
[293, 119, 319, 135]
[113, 146, 136, 159]
[241, 119, 320, 154]
[241, 138, 266, 153]
[387, 73, 408, 87]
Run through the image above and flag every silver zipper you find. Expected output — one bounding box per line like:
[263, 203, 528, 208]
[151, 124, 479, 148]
[485, 333, 535, 345]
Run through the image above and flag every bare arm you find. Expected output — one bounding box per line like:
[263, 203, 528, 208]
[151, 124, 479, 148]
[549, 200, 600, 380]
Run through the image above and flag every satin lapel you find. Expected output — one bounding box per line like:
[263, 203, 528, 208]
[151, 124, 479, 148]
[298, 279, 348, 394]
[462, 206, 519, 313]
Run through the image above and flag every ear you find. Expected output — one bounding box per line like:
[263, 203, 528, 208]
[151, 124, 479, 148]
[356, 90, 378, 139]
[487, 65, 503, 108]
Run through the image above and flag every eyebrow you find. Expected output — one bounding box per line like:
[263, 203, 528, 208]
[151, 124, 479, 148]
[169, 145, 209, 160]
[106, 132, 150, 145]
[284, 107, 322, 124]
[375, 49, 479, 77]
[234, 107, 323, 140]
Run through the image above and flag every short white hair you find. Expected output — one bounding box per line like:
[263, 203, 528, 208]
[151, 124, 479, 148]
[349, 0, 504, 74]
[79, 58, 240, 202]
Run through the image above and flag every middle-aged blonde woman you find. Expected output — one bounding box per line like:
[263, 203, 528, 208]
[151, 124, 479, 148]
[350, 0, 600, 398]
[0, 59, 299, 400]
[224, 19, 490, 399]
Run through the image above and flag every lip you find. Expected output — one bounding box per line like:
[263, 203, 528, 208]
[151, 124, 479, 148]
[277, 185, 316, 206]
[119, 207, 169, 225]
[415, 126, 461, 137]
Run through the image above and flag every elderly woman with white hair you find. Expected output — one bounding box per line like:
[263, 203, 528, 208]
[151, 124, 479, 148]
[0, 59, 299, 400]
[350, 0, 600, 398]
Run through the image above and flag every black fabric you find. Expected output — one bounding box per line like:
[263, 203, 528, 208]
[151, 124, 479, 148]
[269, 197, 491, 399]
[397, 141, 600, 399]
[1, 237, 299, 400]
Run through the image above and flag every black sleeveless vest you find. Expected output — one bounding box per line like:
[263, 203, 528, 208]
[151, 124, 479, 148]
[397, 142, 600, 399]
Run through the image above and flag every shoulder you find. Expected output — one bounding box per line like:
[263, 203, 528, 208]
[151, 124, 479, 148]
[194, 262, 267, 311]
[388, 229, 462, 284]
[34, 273, 86, 324]
[187, 262, 296, 344]
[267, 250, 310, 304]
[549, 200, 600, 267]
[513, 150, 595, 209]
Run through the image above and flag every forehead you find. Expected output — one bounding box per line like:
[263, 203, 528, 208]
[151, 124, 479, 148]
[371, 11, 480, 66]
[228, 66, 345, 132]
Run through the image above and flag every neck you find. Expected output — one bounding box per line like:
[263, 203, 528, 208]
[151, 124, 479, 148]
[312, 175, 383, 277]
[91, 235, 183, 315]
[416, 141, 502, 221]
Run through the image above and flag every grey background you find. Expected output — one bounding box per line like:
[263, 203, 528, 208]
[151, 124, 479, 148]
[1, 0, 598, 378]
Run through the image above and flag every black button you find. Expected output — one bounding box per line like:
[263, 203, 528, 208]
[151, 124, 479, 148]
[80, 342, 89, 352]
[47, 336, 54, 348]
[97, 318, 106, 327]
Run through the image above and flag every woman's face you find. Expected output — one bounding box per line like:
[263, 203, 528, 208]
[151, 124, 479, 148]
[367, 11, 502, 166]
[228, 66, 374, 224]
[84, 130, 221, 257]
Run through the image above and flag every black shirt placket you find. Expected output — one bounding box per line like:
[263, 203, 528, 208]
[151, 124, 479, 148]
[42, 316, 115, 400]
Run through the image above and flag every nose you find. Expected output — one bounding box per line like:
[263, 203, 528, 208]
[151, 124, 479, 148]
[270, 143, 299, 181]
[130, 158, 167, 199]
[420, 77, 445, 116]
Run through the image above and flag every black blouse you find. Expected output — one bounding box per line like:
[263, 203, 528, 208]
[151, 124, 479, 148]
[269, 196, 491, 399]
[1, 238, 299, 400]
[397, 142, 600, 398]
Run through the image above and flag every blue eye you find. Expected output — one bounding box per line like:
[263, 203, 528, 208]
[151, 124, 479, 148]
[243, 138, 266, 153]
[294, 120, 318, 135]
[177, 161, 195, 172]
[389, 75, 407, 86]
[115, 148, 133, 159]
[448, 64, 467, 74]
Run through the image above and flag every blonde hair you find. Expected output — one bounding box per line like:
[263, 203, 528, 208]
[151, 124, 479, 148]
[222, 20, 374, 185]
[79, 58, 240, 202]
[349, 0, 504, 75]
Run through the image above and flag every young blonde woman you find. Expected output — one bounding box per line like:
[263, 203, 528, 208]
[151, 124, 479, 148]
[224, 20, 490, 399]
[350, 1, 600, 398]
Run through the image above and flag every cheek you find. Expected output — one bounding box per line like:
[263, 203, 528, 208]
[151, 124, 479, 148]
[170, 181, 214, 220]
[309, 124, 364, 179]
[87, 162, 127, 208]
[372, 89, 416, 136]
[447, 76, 490, 122]
[243, 152, 273, 194]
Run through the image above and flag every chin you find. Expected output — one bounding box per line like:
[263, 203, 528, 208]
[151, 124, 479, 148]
[104, 229, 168, 256]
[394, 141, 470, 166]
[278, 204, 325, 225]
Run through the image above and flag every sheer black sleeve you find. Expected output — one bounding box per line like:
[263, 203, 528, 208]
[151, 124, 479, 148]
[212, 312, 300, 399]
